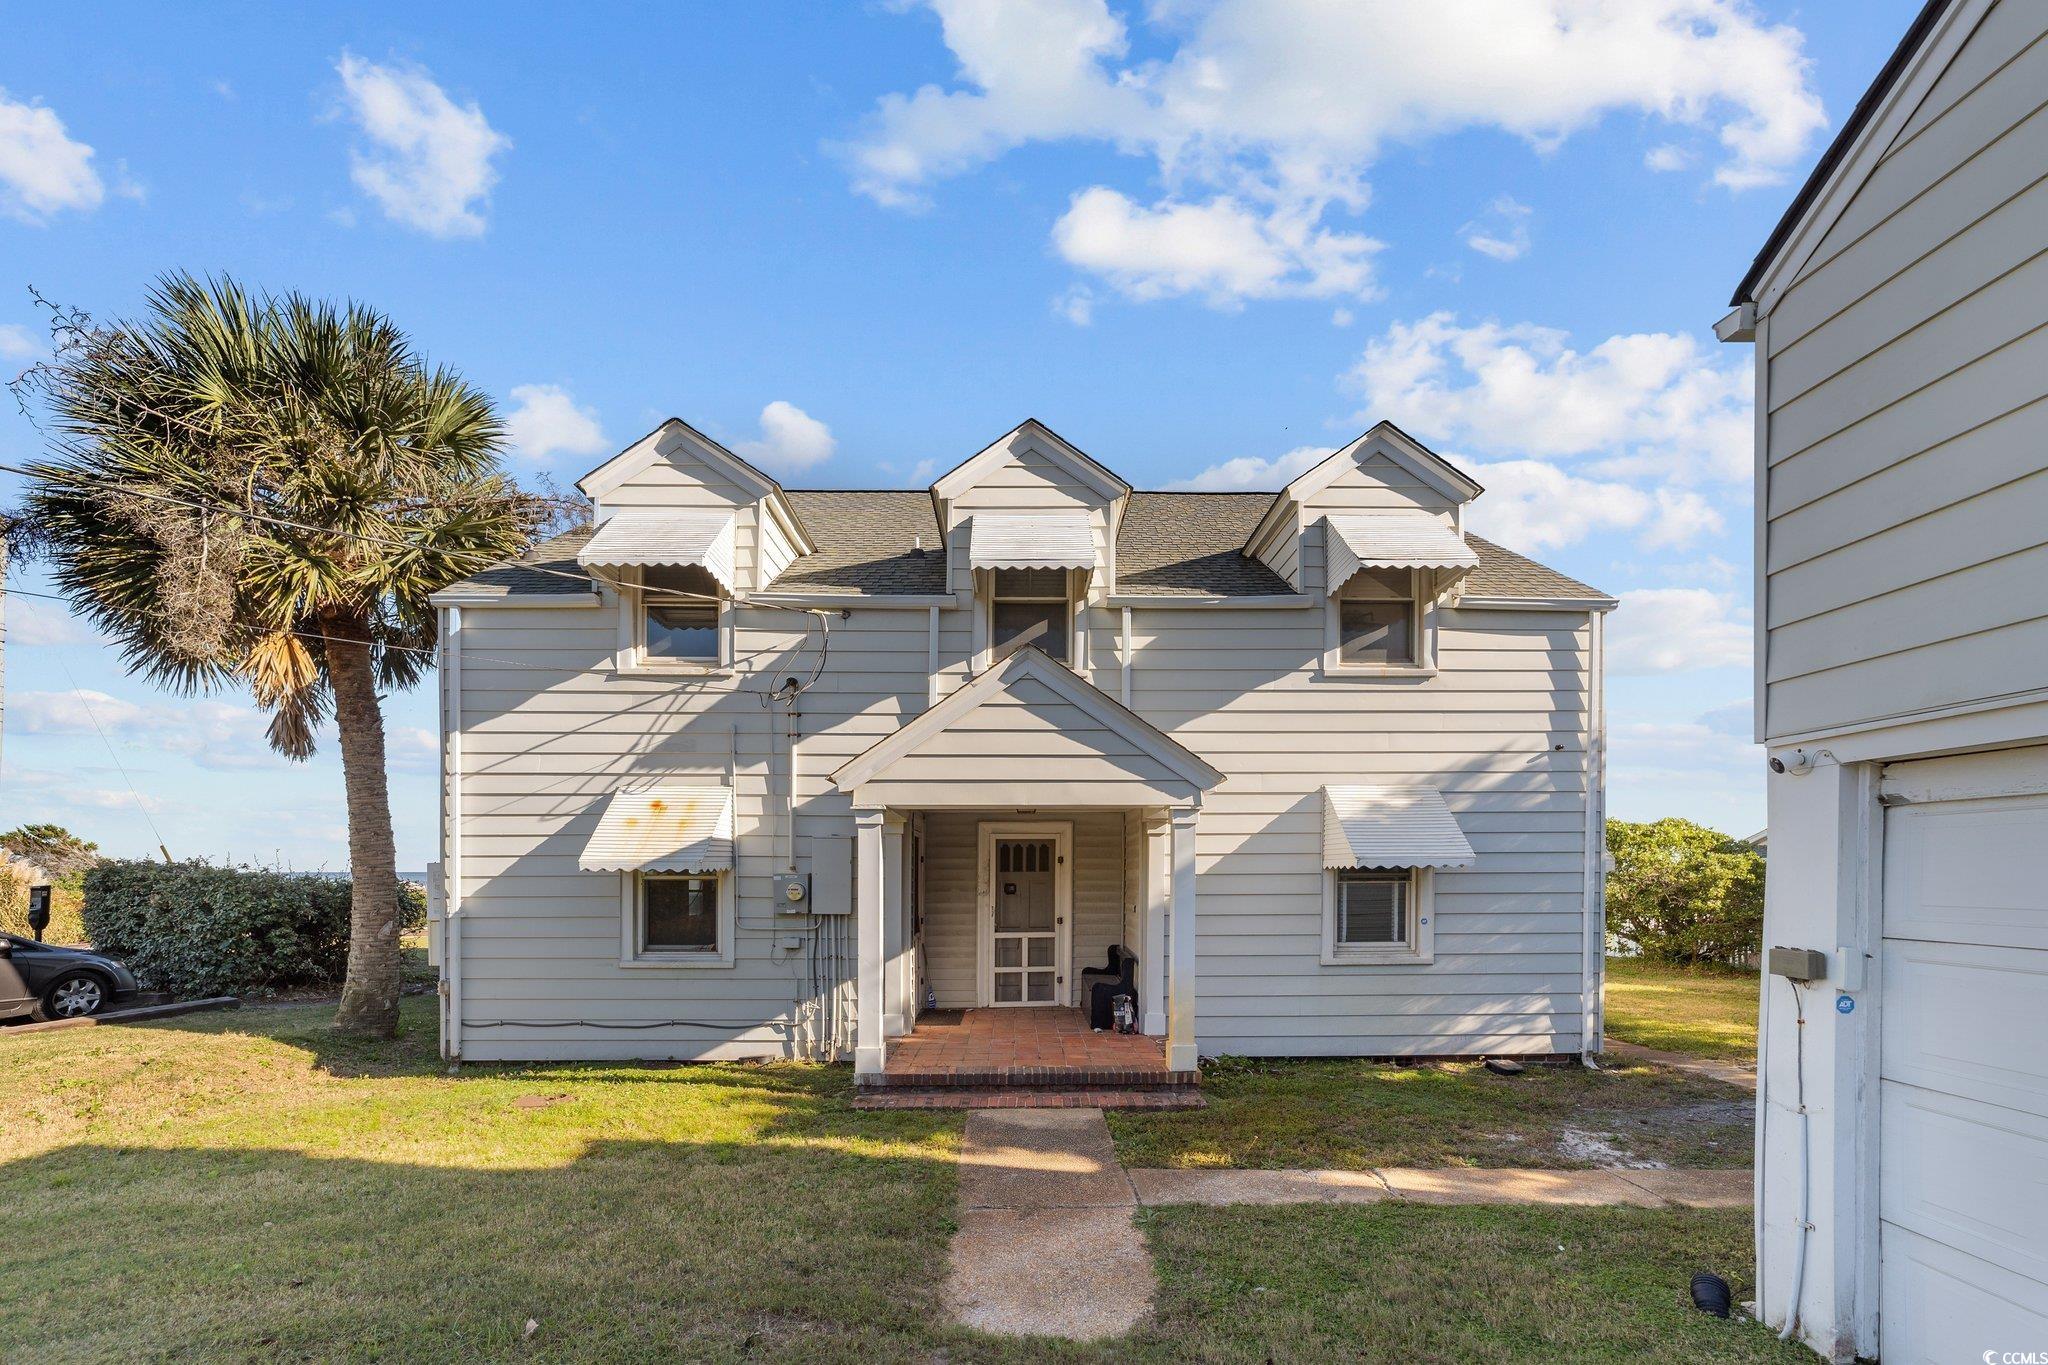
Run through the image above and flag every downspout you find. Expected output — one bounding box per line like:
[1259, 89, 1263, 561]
[444, 604, 464, 1064]
[1120, 606, 1133, 707]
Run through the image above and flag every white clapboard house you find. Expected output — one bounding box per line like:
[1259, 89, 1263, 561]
[429, 417, 1612, 1094]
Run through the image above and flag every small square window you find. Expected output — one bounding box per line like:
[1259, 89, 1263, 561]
[1338, 567, 1417, 666]
[642, 564, 721, 662]
[641, 875, 720, 953]
[1335, 871, 1409, 947]
[990, 567, 1071, 663]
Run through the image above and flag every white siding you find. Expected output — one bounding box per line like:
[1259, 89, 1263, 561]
[450, 440, 1596, 1060]
[1759, 0, 2048, 739]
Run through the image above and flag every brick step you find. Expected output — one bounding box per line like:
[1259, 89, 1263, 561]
[864, 1066, 1201, 1090]
[853, 1086, 1205, 1111]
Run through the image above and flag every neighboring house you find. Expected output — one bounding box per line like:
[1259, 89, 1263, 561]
[1744, 829, 1768, 858]
[1721, 0, 2048, 1356]
[430, 417, 1613, 1078]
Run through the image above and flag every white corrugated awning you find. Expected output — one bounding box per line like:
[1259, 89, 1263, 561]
[1322, 785, 1476, 869]
[1325, 512, 1479, 595]
[969, 511, 1095, 571]
[576, 510, 738, 591]
[580, 786, 735, 873]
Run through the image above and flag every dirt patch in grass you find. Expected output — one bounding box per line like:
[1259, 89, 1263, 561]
[1108, 1056, 1752, 1171]
[1604, 958, 1759, 1061]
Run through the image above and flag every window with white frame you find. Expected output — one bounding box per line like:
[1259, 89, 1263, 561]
[1338, 567, 1419, 666]
[627, 871, 733, 965]
[989, 567, 1072, 664]
[1323, 867, 1434, 965]
[638, 563, 723, 666]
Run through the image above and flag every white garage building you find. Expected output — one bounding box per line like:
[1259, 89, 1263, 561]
[1721, 0, 2048, 1356]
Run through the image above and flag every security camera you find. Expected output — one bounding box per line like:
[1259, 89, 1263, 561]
[1769, 749, 1814, 776]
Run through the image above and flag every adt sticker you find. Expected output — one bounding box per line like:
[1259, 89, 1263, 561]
[1835, 994, 1856, 1015]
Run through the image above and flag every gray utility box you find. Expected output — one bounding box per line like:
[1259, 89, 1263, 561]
[1768, 946, 1827, 981]
[809, 834, 853, 914]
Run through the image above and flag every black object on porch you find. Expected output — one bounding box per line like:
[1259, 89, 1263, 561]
[1080, 945, 1138, 1031]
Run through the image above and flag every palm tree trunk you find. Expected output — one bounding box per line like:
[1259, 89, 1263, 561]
[324, 608, 403, 1037]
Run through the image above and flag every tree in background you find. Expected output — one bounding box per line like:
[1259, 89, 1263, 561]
[0, 823, 101, 878]
[1605, 817, 1766, 967]
[14, 275, 545, 1035]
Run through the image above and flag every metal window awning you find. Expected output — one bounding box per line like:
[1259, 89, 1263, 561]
[1322, 785, 1476, 869]
[580, 786, 735, 873]
[969, 511, 1095, 571]
[1325, 512, 1479, 595]
[576, 509, 738, 592]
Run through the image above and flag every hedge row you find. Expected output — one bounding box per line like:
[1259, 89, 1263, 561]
[80, 860, 426, 998]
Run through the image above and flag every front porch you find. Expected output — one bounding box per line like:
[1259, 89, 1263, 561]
[829, 648, 1227, 1088]
[882, 1007, 1197, 1087]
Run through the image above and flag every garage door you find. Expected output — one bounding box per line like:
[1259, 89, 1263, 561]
[1879, 756, 2048, 1358]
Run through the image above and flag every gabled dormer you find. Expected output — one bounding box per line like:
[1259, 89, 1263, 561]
[930, 419, 1131, 672]
[574, 419, 817, 672]
[1245, 422, 1484, 677]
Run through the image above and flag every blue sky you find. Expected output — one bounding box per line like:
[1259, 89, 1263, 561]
[0, 0, 1919, 869]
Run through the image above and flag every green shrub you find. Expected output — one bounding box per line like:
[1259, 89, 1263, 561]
[80, 861, 425, 997]
[1605, 818, 1766, 967]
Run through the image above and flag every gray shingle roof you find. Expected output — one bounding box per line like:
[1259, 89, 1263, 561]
[772, 490, 945, 593]
[1116, 492, 1293, 595]
[442, 492, 1610, 604]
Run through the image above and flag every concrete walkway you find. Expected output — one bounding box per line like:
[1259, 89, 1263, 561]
[1126, 1164, 1751, 1209]
[1603, 1039, 1757, 1092]
[945, 1108, 1157, 1341]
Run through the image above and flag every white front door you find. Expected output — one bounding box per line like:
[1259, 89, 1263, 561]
[1877, 757, 2048, 1357]
[979, 824, 1071, 1007]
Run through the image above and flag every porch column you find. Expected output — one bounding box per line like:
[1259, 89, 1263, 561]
[1167, 805, 1199, 1072]
[881, 813, 908, 1037]
[854, 808, 887, 1078]
[1142, 813, 1168, 1037]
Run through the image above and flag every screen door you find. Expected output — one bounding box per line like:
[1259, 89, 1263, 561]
[990, 839, 1058, 1004]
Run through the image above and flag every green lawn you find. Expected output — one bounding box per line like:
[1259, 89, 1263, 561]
[1109, 1054, 1752, 1171]
[0, 1000, 1792, 1362]
[1604, 958, 1760, 1061]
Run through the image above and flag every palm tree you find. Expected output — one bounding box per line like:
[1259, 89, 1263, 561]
[16, 274, 541, 1035]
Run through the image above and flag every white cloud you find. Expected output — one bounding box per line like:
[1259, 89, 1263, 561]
[1331, 307, 1355, 328]
[335, 53, 509, 238]
[0, 322, 40, 362]
[1167, 444, 1333, 492]
[733, 401, 837, 474]
[1053, 285, 1095, 326]
[1465, 460, 1650, 551]
[0, 88, 104, 222]
[10, 690, 288, 771]
[1460, 195, 1532, 262]
[5, 606, 100, 647]
[1640, 486, 1725, 549]
[1350, 311, 1753, 484]
[846, 0, 1824, 304]
[1606, 588, 1750, 675]
[1052, 187, 1381, 306]
[504, 383, 608, 462]
[1644, 142, 1693, 172]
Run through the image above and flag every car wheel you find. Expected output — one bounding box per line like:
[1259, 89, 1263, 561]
[39, 973, 109, 1020]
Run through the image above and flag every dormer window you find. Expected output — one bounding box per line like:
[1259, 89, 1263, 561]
[991, 568, 1071, 663]
[1338, 567, 1418, 666]
[642, 564, 722, 662]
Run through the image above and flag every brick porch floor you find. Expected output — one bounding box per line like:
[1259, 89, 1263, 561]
[872, 1007, 1197, 1089]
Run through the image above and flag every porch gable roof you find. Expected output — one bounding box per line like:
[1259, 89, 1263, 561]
[830, 647, 1225, 806]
